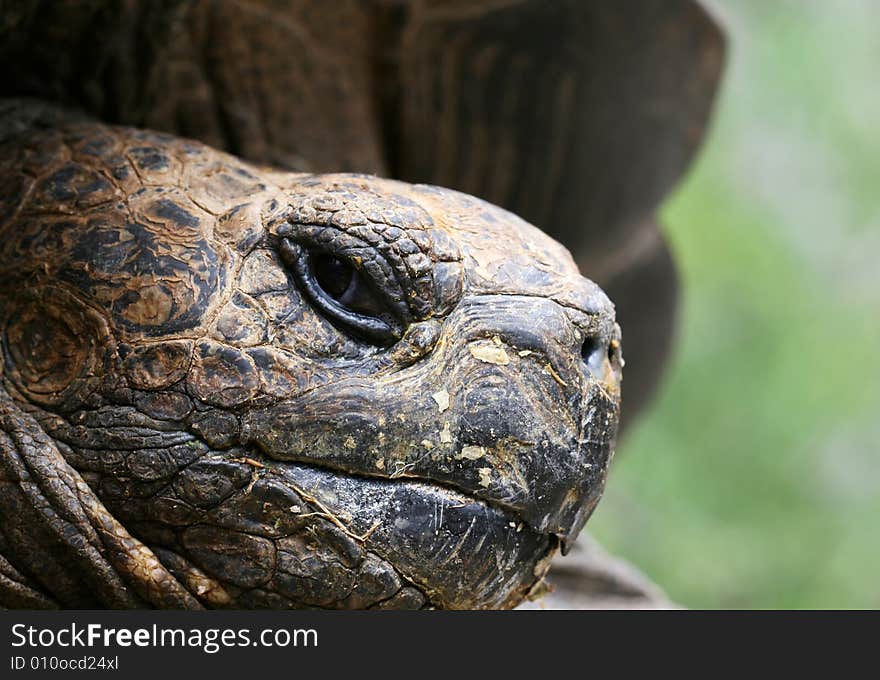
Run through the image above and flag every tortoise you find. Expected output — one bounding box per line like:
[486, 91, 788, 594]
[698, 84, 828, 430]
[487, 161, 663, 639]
[0, 1, 723, 609]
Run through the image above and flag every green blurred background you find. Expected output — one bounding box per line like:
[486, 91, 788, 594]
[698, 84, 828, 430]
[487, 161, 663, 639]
[590, 0, 880, 608]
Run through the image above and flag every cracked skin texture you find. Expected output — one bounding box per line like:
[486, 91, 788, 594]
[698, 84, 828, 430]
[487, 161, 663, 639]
[0, 101, 622, 609]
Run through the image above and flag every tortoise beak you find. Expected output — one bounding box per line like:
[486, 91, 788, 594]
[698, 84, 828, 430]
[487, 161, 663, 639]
[435, 293, 621, 543]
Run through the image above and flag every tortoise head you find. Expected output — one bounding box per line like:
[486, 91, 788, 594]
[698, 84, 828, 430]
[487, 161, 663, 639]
[0, 104, 620, 609]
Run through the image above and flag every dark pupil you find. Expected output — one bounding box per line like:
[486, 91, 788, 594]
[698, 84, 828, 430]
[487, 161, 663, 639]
[312, 254, 354, 300]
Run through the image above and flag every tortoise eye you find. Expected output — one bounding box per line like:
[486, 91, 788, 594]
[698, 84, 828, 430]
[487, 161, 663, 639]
[279, 239, 404, 345]
[311, 253, 354, 300]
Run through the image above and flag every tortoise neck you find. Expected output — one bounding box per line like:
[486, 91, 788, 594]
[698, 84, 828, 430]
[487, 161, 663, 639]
[1, 0, 406, 175]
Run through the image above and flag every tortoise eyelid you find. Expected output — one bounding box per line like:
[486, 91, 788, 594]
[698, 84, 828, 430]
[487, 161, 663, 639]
[278, 238, 404, 346]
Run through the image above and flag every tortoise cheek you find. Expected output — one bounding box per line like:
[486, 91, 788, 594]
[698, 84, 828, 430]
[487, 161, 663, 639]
[121, 340, 194, 391]
[1, 285, 112, 411]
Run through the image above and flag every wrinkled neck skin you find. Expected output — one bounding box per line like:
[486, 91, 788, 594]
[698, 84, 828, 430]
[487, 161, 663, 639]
[0, 100, 621, 609]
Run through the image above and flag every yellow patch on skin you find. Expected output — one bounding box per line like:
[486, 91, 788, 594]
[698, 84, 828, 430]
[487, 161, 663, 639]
[468, 341, 510, 366]
[421, 439, 434, 450]
[375, 457, 385, 470]
[457, 445, 485, 460]
[431, 388, 451, 412]
[343, 436, 356, 450]
[478, 467, 492, 488]
[439, 421, 453, 444]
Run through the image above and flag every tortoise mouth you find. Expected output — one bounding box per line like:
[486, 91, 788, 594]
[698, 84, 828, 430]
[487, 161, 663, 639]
[249, 450, 557, 609]
[244, 418, 609, 550]
[252, 444, 529, 522]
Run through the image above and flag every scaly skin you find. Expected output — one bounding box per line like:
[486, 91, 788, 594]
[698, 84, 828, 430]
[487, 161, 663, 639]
[0, 100, 621, 609]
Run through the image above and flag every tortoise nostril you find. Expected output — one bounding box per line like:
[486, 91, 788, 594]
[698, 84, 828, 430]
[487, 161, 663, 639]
[580, 336, 606, 376]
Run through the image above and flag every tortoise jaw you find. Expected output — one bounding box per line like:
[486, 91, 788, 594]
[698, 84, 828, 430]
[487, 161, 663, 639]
[245, 422, 612, 541]
[254, 454, 557, 609]
[246, 394, 613, 548]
